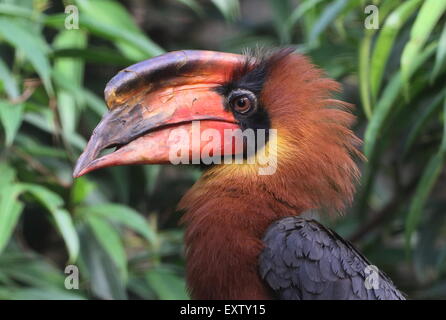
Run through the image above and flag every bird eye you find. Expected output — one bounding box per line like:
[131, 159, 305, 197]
[231, 95, 251, 113]
[228, 90, 257, 115]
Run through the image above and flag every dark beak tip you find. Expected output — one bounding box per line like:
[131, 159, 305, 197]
[73, 162, 93, 178]
[72, 151, 92, 179]
[72, 165, 83, 178]
[72, 163, 84, 179]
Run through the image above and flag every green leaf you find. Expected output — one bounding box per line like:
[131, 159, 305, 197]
[286, 0, 325, 30]
[370, 0, 422, 101]
[0, 165, 23, 254]
[75, 0, 164, 60]
[211, 0, 240, 22]
[405, 152, 445, 250]
[15, 135, 67, 159]
[127, 275, 156, 299]
[403, 89, 446, 156]
[364, 72, 402, 158]
[268, 0, 293, 43]
[79, 204, 156, 245]
[359, 31, 373, 119]
[86, 215, 127, 281]
[21, 184, 64, 210]
[0, 249, 68, 289]
[0, 184, 24, 254]
[0, 100, 23, 146]
[52, 72, 107, 117]
[79, 227, 127, 299]
[144, 165, 161, 195]
[71, 177, 96, 205]
[146, 267, 189, 300]
[432, 21, 446, 82]
[53, 47, 135, 66]
[75, 0, 142, 36]
[308, 0, 350, 47]
[56, 90, 76, 135]
[0, 58, 19, 99]
[401, 0, 446, 94]
[52, 209, 80, 264]
[83, 89, 108, 116]
[23, 109, 87, 150]
[81, 15, 163, 59]
[364, 42, 438, 158]
[6, 288, 85, 300]
[53, 29, 87, 139]
[45, 13, 163, 59]
[0, 3, 39, 20]
[175, 0, 204, 16]
[441, 95, 446, 153]
[0, 162, 16, 186]
[20, 184, 80, 262]
[0, 17, 53, 94]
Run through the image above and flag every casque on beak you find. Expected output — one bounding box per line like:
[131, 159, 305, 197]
[73, 50, 246, 178]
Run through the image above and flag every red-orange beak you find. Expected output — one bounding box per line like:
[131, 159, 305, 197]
[73, 50, 246, 178]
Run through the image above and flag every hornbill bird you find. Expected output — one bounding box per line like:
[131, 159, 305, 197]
[73, 49, 405, 300]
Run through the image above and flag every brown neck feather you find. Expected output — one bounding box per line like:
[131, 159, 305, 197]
[178, 174, 301, 299]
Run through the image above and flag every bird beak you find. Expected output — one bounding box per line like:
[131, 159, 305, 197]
[73, 50, 245, 178]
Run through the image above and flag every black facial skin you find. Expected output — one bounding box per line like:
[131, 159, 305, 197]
[202, 48, 294, 166]
[215, 87, 270, 157]
[213, 50, 282, 155]
[215, 48, 294, 132]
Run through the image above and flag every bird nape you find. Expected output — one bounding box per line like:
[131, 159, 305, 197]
[73, 49, 405, 300]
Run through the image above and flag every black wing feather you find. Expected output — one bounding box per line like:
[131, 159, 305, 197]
[259, 216, 406, 300]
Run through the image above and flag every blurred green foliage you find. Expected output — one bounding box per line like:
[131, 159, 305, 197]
[0, 0, 445, 299]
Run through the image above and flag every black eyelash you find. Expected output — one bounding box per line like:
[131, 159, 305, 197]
[215, 47, 295, 97]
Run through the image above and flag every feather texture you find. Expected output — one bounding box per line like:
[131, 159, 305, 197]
[259, 216, 406, 300]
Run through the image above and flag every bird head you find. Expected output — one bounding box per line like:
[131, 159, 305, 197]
[74, 49, 362, 214]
